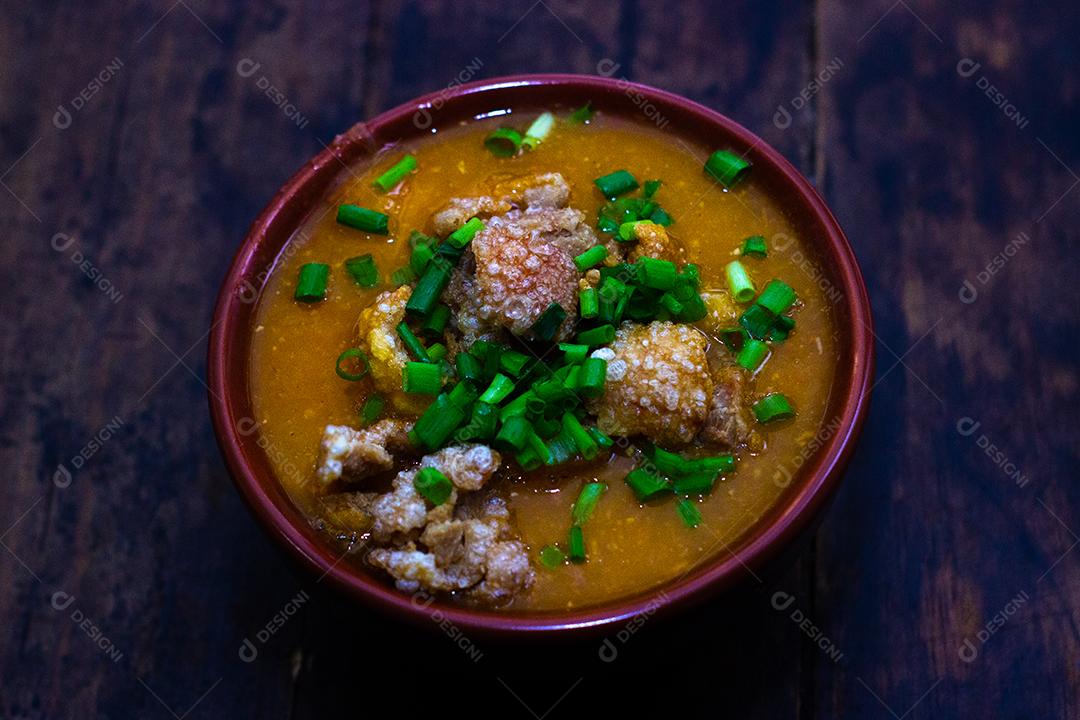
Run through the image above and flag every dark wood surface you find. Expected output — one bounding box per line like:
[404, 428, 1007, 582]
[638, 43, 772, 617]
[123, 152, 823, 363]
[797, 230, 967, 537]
[2, 1, 1077, 717]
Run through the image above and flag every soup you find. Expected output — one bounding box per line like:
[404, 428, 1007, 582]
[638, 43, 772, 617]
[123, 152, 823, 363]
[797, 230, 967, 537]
[248, 108, 838, 611]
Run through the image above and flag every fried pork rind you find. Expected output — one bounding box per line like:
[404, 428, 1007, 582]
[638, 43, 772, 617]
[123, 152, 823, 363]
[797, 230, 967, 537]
[365, 444, 535, 602]
[698, 289, 740, 334]
[469, 207, 595, 339]
[315, 419, 414, 485]
[431, 172, 571, 235]
[354, 285, 429, 414]
[589, 321, 713, 446]
[699, 365, 753, 449]
[629, 221, 685, 264]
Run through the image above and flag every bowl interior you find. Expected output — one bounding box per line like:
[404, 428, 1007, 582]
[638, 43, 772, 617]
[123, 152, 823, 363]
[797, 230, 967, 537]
[209, 75, 872, 633]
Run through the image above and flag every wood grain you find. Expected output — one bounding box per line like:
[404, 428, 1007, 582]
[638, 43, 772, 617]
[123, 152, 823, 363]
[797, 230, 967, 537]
[0, 0, 1074, 717]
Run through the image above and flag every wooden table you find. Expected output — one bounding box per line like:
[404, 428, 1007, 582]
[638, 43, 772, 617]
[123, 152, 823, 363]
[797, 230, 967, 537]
[2, 1, 1076, 716]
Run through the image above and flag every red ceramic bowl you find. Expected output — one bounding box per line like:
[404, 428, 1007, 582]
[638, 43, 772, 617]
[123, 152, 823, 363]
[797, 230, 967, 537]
[208, 74, 874, 635]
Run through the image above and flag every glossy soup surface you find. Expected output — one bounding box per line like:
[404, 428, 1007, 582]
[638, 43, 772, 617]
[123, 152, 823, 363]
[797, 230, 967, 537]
[248, 111, 839, 611]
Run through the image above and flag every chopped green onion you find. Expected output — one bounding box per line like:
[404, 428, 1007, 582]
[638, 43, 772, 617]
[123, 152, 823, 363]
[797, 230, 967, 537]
[660, 293, 683, 316]
[396, 322, 431, 362]
[594, 169, 639, 199]
[499, 391, 534, 421]
[567, 525, 586, 563]
[515, 446, 542, 471]
[559, 343, 589, 364]
[576, 324, 615, 347]
[563, 413, 599, 460]
[643, 179, 662, 199]
[704, 150, 751, 188]
[344, 254, 379, 288]
[484, 127, 523, 157]
[680, 264, 701, 288]
[672, 473, 716, 495]
[455, 352, 483, 384]
[526, 429, 556, 466]
[577, 357, 607, 398]
[547, 429, 577, 464]
[676, 498, 703, 528]
[624, 468, 670, 502]
[687, 455, 735, 476]
[336, 205, 389, 234]
[426, 342, 447, 362]
[539, 544, 566, 568]
[531, 303, 567, 342]
[719, 327, 749, 352]
[651, 206, 673, 226]
[588, 426, 614, 449]
[579, 287, 599, 319]
[372, 154, 417, 192]
[421, 304, 450, 338]
[756, 279, 797, 315]
[769, 314, 796, 342]
[403, 361, 442, 394]
[408, 230, 437, 249]
[618, 220, 649, 242]
[571, 482, 606, 525]
[638, 257, 678, 291]
[725, 260, 756, 303]
[413, 467, 453, 505]
[739, 303, 777, 340]
[447, 380, 477, 409]
[495, 415, 531, 453]
[499, 350, 530, 377]
[412, 394, 467, 450]
[448, 217, 484, 249]
[391, 265, 417, 286]
[360, 395, 384, 425]
[478, 373, 515, 404]
[753, 393, 795, 423]
[410, 242, 436, 275]
[522, 112, 555, 150]
[736, 339, 770, 372]
[295, 263, 330, 302]
[742, 235, 767, 258]
[457, 401, 499, 442]
[574, 245, 608, 272]
[334, 348, 369, 381]
[568, 102, 594, 124]
[405, 261, 451, 317]
[647, 446, 691, 476]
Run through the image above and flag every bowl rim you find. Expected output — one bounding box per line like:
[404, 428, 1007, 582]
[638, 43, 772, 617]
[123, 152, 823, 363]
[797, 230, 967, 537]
[208, 73, 874, 635]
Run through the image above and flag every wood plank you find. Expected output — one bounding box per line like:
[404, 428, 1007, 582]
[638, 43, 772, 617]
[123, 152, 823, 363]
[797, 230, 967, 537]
[816, 0, 1080, 716]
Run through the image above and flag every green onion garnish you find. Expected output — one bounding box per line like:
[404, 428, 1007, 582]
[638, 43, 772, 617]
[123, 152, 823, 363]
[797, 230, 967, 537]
[447, 217, 484, 249]
[577, 357, 607, 397]
[574, 245, 608, 272]
[576, 324, 615, 347]
[720, 327, 749, 352]
[539, 544, 566, 568]
[334, 348, 369, 381]
[455, 352, 483, 384]
[421, 304, 450, 337]
[672, 473, 716, 495]
[426, 342, 447, 362]
[588, 426, 614, 449]
[753, 393, 795, 423]
[391, 265, 417, 286]
[568, 102, 594, 124]
[638, 256, 678, 291]
[742, 235, 767, 258]
[405, 261, 451, 317]
[403, 361, 442, 394]
[336, 205, 389, 234]
[618, 220, 650, 242]
[413, 467, 453, 505]
[360, 395, 384, 425]
[494, 415, 531, 453]
[756, 279, 797, 315]
[571, 482, 606, 525]
[625, 468, 670, 502]
[579, 287, 599, 319]
[396, 322, 430, 362]
[295, 263, 330, 302]
[484, 127, 523, 157]
[736, 339, 770, 372]
[704, 150, 751, 188]
[594, 169, 639, 199]
[676, 498, 703, 528]
[499, 350, 530, 377]
[563, 414, 599, 460]
[522, 112, 555, 150]
[372, 154, 417, 192]
[531, 303, 567, 342]
[456, 401, 499, 443]
[660, 293, 683, 316]
[412, 393, 467, 450]
[344, 254, 379, 288]
[479, 373, 515, 404]
[559, 343, 589, 364]
[567, 525, 586, 563]
[725, 260, 756, 303]
[410, 242, 435, 275]
[769, 314, 796, 342]
[739, 303, 776, 339]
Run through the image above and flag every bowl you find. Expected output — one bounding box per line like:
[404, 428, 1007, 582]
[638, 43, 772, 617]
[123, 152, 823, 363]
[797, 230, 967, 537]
[208, 74, 874, 634]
